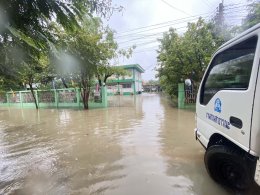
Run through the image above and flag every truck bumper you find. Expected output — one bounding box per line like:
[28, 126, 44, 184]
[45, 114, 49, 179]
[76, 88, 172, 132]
[194, 128, 198, 140]
[255, 159, 260, 186]
[194, 128, 207, 150]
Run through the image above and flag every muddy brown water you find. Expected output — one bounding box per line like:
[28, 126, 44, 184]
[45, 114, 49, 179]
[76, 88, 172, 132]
[0, 94, 259, 195]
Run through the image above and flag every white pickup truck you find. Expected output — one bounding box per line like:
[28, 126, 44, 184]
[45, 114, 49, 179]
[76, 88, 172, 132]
[195, 23, 260, 189]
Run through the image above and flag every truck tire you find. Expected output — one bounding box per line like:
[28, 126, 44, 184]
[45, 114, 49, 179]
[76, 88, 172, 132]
[204, 145, 254, 190]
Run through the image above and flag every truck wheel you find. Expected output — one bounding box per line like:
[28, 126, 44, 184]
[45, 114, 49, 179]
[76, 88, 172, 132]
[204, 145, 254, 190]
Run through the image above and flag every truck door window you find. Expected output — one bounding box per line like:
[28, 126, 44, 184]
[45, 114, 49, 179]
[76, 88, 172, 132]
[200, 36, 258, 105]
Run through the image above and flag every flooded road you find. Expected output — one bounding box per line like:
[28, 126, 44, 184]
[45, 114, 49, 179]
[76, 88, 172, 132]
[0, 94, 259, 195]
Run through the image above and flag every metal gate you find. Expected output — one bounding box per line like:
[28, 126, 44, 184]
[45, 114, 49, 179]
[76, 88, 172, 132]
[184, 85, 197, 104]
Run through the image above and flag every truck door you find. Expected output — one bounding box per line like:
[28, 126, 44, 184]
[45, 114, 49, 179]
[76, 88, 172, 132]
[197, 36, 258, 151]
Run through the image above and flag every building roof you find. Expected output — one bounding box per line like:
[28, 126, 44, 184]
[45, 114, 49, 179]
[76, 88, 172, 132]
[118, 64, 145, 73]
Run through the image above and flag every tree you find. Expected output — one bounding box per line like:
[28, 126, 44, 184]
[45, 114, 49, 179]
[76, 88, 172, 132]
[68, 32, 101, 109]
[0, 0, 120, 109]
[53, 18, 105, 109]
[157, 28, 183, 97]
[0, 0, 119, 51]
[157, 18, 219, 98]
[182, 18, 218, 80]
[18, 54, 51, 109]
[242, 1, 260, 30]
[95, 28, 132, 87]
[146, 80, 159, 85]
[97, 65, 127, 86]
[0, 42, 23, 91]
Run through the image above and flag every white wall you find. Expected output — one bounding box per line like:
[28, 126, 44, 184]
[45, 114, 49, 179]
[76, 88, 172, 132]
[135, 81, 142, 92]
[122, 88, 133, 93]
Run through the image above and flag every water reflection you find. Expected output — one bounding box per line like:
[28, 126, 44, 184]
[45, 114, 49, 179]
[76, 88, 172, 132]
[0, 102, 144, 194]
[0, 94, 260, 194]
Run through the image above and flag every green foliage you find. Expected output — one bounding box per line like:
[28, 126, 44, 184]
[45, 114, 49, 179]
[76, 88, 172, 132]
[157, 1, 260, 99]
[146, 80, 159, 85]
[94, 25, 133, 86]
[0, 0, 118, 50]
[18, 54, 51, 86]
[53, 17, 123, 109]
[242, 1, 260, 30]
[97, 65, 127, 86]
[0, 1, 121, 109]
[157, 18, 219, 97]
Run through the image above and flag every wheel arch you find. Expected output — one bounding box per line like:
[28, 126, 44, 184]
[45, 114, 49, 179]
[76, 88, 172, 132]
[207, 133, 256, 161]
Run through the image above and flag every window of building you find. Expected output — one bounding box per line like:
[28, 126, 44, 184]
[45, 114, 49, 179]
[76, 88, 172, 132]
[200, 36, 258, 105]
[122, 84, 132, 88]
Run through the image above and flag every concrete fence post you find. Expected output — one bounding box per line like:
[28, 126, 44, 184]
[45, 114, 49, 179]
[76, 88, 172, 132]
[102, 86, 108, 108]
[178, 83, 185, 109]
[6, 93, 9, 105]
[35, 90, 39, 108]
[19, 91, 23, 108]
[54, 90, 58, 108]
[76, 88, 81, 108]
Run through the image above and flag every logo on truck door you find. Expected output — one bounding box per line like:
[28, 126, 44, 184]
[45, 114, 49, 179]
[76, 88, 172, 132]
[214, 98, 221, 113]
[206, 98, 230, 129]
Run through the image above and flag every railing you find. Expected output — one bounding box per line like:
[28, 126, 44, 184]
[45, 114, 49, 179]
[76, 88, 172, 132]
[0, 92, 7, 103]
[184, 89, 197, 104]
[178, 83, 197, 109]
[0, 87, 107, 109]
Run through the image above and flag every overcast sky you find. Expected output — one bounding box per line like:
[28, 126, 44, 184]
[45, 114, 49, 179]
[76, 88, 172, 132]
[105, 0, 249, 81]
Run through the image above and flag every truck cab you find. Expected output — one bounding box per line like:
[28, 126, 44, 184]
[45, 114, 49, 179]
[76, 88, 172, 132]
[195, 23, 260, 189]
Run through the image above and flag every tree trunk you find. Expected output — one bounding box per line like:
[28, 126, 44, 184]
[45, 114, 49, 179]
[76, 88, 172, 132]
[85, 90, 89, 109]
[104, 74, 112, 86]
[81, 88, 89, 109]
[97, 75, 102, 87]
[61, 78, 68, 88]
[80, 78, 90, 109]
[29, 83, 38, 109]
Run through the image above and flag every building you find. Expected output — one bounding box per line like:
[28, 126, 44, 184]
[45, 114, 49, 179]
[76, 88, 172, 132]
[107, 64, 144, 95]
[142, 84, 161, 93]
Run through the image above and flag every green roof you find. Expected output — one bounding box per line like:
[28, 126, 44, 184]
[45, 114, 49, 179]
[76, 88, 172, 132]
[117, 64, 145, 73]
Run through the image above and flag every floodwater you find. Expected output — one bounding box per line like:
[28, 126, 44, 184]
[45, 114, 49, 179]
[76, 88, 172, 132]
[0, 94, 259, 195]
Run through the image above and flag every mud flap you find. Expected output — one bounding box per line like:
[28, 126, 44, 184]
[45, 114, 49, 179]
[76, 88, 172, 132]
[254, 159, 260, 186]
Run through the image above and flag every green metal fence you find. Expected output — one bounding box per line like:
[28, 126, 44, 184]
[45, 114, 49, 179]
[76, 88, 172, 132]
[0, 87, 107, 109]
[178, 83, 196, 110]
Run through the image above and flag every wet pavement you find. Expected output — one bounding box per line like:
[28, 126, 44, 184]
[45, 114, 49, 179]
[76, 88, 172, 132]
[0, 94, 260, 195]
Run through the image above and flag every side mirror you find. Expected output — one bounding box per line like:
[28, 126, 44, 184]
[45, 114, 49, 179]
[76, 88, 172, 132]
[185, 79, 192, 87]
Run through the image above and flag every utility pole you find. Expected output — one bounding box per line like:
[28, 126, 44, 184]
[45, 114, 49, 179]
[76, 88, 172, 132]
[218, 0, 224, 27]
[216, 1, 224, 27]
[214, 0, 225, 33]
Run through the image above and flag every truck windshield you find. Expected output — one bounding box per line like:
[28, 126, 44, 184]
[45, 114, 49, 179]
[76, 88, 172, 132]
[200, 36, 258, 105]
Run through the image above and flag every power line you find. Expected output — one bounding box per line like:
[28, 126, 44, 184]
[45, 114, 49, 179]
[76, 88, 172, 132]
[120, 40, 160, 49]
[145, 63, 158, 71]
[201, 0, 215, 10]
[224, 5, 249, 11]
[134, 45, 160, 51]
[116, 13, 212, 38]
[117, 10, 240, 45]
[118, 25, 188, 48]
[118, 13, 239, 47]
[202, 0, 211, 8]
[116, 12, 213, 36]
[134, 49, 157, 54]
[117, 24, 195, 44]
[119, 17, 245, 47]
[117, 24, 191, 41]
[117, 4, 249, 49]
[160, 0, 192, 16]
[225, 2, 249, 7]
